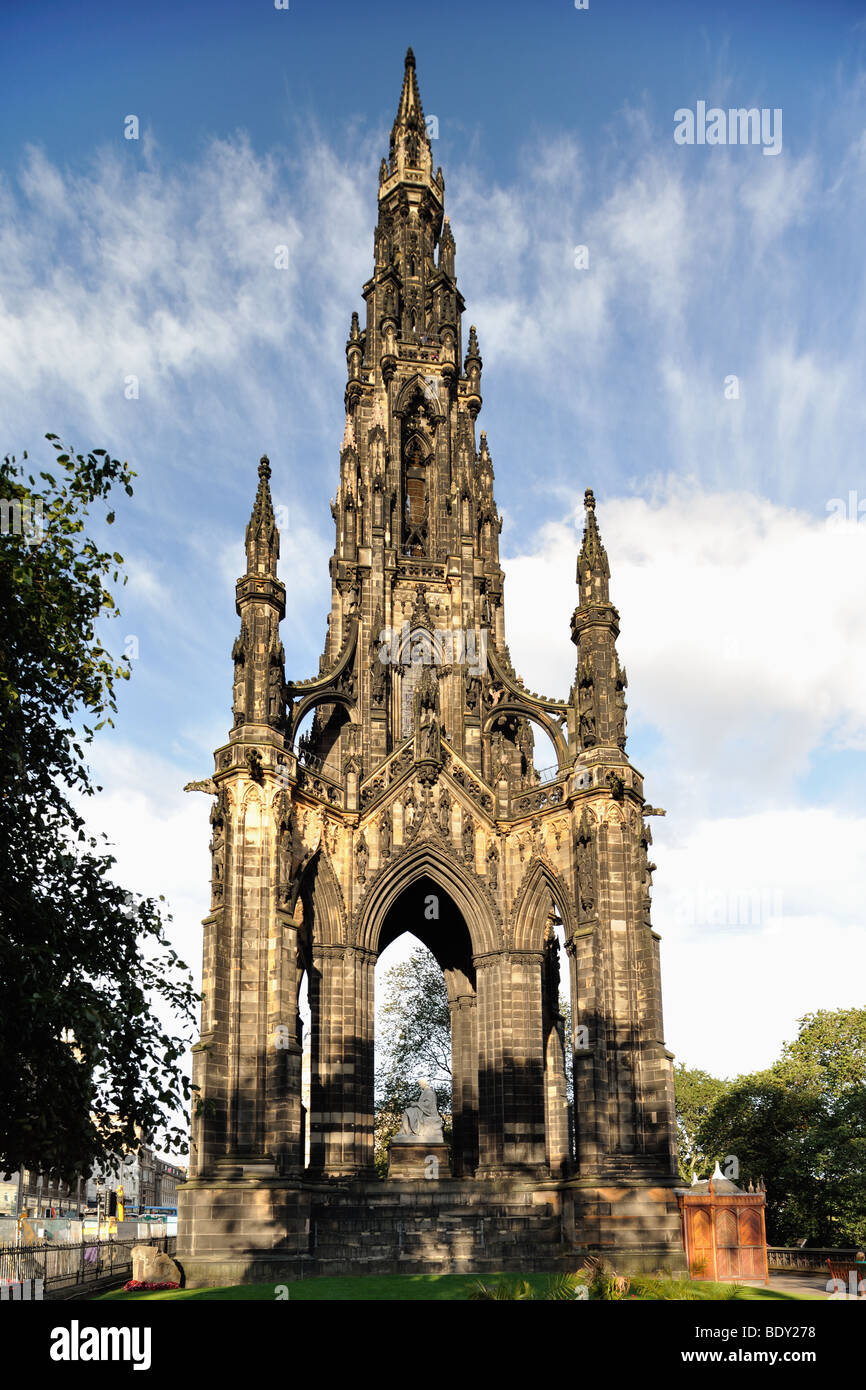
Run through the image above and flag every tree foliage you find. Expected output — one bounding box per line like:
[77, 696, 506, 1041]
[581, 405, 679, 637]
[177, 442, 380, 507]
[0, 436, 197, 1180]
[678, 1009, 866, 1246]
[673, 1064, 734, 1184]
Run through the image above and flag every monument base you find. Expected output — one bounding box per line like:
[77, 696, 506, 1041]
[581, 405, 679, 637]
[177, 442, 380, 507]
[177, 1173, 687, 1287]
[387, 1140, 451, 1180]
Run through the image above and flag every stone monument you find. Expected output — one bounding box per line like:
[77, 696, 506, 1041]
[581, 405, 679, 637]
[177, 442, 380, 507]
[388, 1080, 450, 1179]
[177, 48, 686, 1285]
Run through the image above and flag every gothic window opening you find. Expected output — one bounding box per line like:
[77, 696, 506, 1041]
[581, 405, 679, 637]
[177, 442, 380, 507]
[402, 430, 429, 556]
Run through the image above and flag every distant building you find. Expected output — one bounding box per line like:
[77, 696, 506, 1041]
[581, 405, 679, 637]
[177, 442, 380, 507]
[1, 1145, 186, 1219]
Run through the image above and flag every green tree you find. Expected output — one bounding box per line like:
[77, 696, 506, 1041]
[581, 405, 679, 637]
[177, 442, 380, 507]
[673, 1064, 733, 1184]
[0, 436, 197, 1181]
[698, 1009, 866, 1246]
[374, 945, 451, 1175]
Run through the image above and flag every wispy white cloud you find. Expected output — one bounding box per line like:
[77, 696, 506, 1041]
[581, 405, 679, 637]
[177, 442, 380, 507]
[505, 482, 866, 813]
[7, 82, 863, 1081]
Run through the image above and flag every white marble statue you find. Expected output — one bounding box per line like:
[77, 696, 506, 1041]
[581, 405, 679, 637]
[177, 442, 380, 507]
[393, 1079, 444, 1144]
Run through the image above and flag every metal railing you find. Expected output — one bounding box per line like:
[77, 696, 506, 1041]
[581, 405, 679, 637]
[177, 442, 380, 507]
[0, 1235, 175, 1296]
[767, 1247, 859, 1273]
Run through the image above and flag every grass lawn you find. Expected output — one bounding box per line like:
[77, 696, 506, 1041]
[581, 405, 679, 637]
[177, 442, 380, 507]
[98, 1273, 817, 1302]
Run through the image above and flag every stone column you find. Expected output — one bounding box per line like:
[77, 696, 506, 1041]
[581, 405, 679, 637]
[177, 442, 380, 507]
[570, 923, 608, 1176]
[308, 944, 375, 1176]
[448, 991, 478, 1176]
[475, 951, 546, 1176]
[225, 789, 270, 1166]
[264, 908, 303, 1176]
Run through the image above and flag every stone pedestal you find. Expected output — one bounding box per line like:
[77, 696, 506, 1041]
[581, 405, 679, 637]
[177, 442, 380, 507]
[387, 1141, 451, 1180]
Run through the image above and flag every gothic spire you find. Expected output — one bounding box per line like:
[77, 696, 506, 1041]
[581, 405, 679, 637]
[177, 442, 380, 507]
[233, 455, 286, 733]
[465, 323, 481, 371]
[570, 488, 626, 753]
[388, 47, 433, 178]
[439, 216, 455, 275]
[577, 487, 609, 604]
[245, 454, 279, 578]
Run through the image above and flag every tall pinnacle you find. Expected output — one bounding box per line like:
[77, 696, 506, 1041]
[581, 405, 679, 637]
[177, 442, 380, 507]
[577, 487, 610, 603]
[570, 488, 626, 753]
[245, 454, 279, 577]
[389, 46, 432, 174]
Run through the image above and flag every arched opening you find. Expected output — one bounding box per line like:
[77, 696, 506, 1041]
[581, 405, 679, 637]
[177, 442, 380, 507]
[297, 968, 311, 1171]
[292, 698, 352, 786]
[374, 936, 450, 1176]
[402, 429, 430, 556]
[373, 875, 478, 1178]
[528, 724, 560, 784]
[483, 704, 569, 787]
[294, 708, 316, 764]
[542, 902, 573, 1175]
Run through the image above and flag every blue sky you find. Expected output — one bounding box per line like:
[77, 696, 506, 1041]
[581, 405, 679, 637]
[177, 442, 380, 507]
[2, 0, 865, 1086]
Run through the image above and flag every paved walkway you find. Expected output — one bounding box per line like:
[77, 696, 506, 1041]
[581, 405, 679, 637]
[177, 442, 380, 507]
[740, 1271, 841, 1298]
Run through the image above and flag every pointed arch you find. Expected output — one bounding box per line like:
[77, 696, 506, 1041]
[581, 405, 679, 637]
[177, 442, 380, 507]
[357, 838, 500, 957]
[512, 856, 578, 952]
[289, 688, 357, 745]
[240, 781, 264, 814]
[481, 703, 570, 770]
[300, 847, 347, 949]
[393, 372, 446, 424]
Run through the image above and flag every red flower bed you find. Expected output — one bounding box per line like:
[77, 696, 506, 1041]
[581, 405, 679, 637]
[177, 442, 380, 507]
[123, 1279, 180, 1292]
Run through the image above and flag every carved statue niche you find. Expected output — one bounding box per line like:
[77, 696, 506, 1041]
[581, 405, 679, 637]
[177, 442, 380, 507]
[639, 820, 656, 925]
[531, 817, 545, 857]
[355, 831, 369, 885]
[276, 796, 320, 913]
[380, 807, 393, 860]
[231, 619, 249, 726]
[614, 657, 628, 751]
[438, 787, 451, 838]
[209, 788, 229, 908]
[462, 814, 475, 864]
[465, 671, 481, 714]
[403, 790, 417, 834]
[575, 807, 596, 918]
[338, 658, 357, 701]
[267, 641, 286, 728]
[414, 664, 441, 763]
[277, 806, 294, 909]
[246, 748, 264, 784]
[494, 732, 511, 785]
[486, 840, 499, 890]
[370, 604, 388, 707]
[345, 574, 361, 617]
[577, 659, 597, 748]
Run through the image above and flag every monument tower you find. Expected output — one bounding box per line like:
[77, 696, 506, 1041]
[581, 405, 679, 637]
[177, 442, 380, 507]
[178, 49, 685, 1283]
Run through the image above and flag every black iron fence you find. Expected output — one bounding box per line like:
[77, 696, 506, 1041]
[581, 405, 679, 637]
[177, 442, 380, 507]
[0, 1235, 176, 1297]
